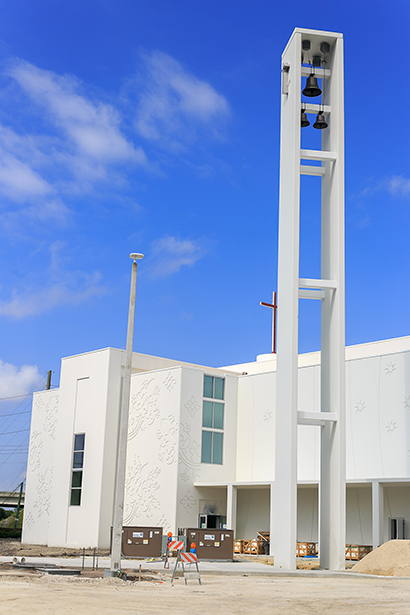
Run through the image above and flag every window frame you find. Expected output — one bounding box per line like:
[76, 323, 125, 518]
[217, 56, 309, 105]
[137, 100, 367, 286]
[70, 433, 85, 506]
[201, 375, 225, 465]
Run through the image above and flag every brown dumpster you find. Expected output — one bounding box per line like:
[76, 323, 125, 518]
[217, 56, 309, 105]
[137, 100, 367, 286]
[120, 526, 163, 558]
[182, 528, 234, 561]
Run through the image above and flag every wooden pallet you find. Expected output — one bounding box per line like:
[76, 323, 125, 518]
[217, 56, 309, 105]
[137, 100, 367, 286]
[345, 544, 372, 561]
[234, 540, 244, 554]
[296, 542, 318, 557]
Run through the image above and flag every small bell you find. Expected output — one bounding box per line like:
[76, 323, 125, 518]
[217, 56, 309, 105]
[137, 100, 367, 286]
[302, 74, 322, 97]
[301, 109, 310, 127]
[313, 111, 328, 130]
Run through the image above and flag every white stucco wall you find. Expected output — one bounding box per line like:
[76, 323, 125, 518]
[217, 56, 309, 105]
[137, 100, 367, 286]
[22, 389, 59, 545]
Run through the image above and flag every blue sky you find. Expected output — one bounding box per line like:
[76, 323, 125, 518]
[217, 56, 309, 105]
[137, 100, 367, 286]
[0, 0, 409, 491]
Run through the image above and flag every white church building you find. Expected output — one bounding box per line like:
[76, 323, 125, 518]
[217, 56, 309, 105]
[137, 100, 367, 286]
[22, 335, 410, 551]
[21, 27, 410, 564]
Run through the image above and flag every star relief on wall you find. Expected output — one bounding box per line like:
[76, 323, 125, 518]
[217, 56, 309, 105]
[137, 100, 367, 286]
[385, 420, 398, 434]
[354, 401, 366, 413]
[385, 362, 397, 375]
[404, 396, 410, 409]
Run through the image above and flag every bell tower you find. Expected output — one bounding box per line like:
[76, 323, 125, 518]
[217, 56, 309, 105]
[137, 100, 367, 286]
[273, 28, 346, 570]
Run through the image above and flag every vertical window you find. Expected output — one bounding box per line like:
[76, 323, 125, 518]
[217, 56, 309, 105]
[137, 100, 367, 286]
[70, 433, 85, 506]
[201, 376, 225, 464]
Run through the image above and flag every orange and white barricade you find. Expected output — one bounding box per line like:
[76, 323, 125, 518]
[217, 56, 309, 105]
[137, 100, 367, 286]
[164, 538, 185, 569]
[171, 548, 201, 585]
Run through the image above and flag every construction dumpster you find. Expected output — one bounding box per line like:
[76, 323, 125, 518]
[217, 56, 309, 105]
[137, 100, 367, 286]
[181, 528, 234, 561]
[119, 526, 163, 558]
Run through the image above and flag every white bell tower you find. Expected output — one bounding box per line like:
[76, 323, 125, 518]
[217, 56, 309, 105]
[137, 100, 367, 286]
[274, 28, 346, 571]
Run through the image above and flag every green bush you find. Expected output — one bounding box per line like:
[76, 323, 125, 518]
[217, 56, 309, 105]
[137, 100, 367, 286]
[0, 527, 21, 539]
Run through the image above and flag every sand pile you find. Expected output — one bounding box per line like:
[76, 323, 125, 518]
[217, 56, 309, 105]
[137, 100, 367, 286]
[352, 540, 410, 576]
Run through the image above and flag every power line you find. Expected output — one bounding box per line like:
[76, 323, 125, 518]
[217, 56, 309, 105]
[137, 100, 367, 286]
[0, 428, 30, 436]
[0, 410, 31, 418]
[0, 393, 34, 401]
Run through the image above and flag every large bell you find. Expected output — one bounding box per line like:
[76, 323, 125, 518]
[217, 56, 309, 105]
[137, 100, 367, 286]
[302, 73, 322, 97]
[313, 112, 328, 130]
[301, 109, 310, 127]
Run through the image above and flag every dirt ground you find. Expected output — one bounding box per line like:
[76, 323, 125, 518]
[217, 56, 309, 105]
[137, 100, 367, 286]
[1, 564, 410, 615]
[0, 538, 109, 558]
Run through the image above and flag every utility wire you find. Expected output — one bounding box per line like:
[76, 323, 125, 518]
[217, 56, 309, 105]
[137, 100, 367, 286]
[0, 428, 30, 436]
[0, 374, 45, 432]
[0, 410, 31, 418]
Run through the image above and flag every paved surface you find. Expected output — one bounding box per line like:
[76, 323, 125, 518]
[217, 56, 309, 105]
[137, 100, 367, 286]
[0, 555, 401, 579]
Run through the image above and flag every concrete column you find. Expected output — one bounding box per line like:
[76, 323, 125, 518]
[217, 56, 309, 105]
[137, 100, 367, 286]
[274, 28, 301, 572]
[319, 35, 346, 572]
[269, 482, 275, 556]
[226, 484, 237, 536]
[372, 481, 384, 550]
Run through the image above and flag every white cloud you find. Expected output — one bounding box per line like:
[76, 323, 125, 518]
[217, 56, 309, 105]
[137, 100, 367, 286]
[0, 359, 41, 397]
[387, 176, 410, 197]
[8, 60, 146, 167]
[0, 271, 105, 319]
[0, 242, 106, 319]
[0, 151, 52, 202]
[135, 51, 230, 148]
[150, 235, 207, 278]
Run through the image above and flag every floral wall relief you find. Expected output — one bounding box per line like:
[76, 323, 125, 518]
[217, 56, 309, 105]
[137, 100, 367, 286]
[43, 394, 59, 440]
[123, 454, 161, 526]
[128, 378, 160, 440]
[157, 414, 179, 465]
[28, 431, 44, 473]
[179, 422, 201, 483]
[33, 467, 54, 519]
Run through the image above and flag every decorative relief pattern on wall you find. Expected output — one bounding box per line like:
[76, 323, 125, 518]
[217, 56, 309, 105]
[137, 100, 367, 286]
[28, 431, 44, 473]
[404, 395, 410, 409]
[163, 372, 177, 393]
[43, 394, 59, 440]
[263, 410, 272, 422]
[33, 468, 53, 518]
[179, 490, 197, 513]
[123, 455, 161, 525]
[128, 378, 160, 440]
[157, 415, 179, 465]
[25, 511, 35, 529]
[184, 396, 200, 417]
[385, 362, 397, 375]
[385, 420, 398, 435]
[179, 423, 200, 482]
[157, 513, 171, 533]
[355, 401, 366, 413]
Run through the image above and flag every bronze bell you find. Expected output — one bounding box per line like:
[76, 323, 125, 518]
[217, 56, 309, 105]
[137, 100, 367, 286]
[313, 112, 328, 129]
[301, 109, 310, 127]
[302, 73, 322, 97]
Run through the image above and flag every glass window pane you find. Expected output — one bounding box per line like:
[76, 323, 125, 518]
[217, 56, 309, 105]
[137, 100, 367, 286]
[214, 378, 224, 400]
[70, 489, 81, 506]
[201, 430, 212, 463]
[71, 471, 83, 488]
[73, 451, 84, 468]
[74, 434, 85, 451]
[213, 403, 224, 429]
[212, 432, 223, 464]
[203, 375, 214, 398]
[202, 401, 213, 428]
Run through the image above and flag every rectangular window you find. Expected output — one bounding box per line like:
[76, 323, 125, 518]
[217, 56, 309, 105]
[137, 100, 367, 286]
[201, 375, 225, 465]
[70, 433, 85, 506]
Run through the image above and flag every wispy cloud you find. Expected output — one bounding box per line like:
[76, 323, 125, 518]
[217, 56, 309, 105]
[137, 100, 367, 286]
[149, 235, 208, 278]
[8, 60, 146, 168]
[387, 176, 410, 197]
[0, 242, 105, 319]
[0, 359, 41, 397]
[135, 51, 230, 150]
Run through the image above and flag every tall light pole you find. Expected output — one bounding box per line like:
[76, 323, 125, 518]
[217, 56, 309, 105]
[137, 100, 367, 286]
[110, 253, 144, 573]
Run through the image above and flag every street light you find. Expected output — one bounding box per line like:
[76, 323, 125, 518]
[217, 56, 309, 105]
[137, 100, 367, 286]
[108, 253, 144, 575]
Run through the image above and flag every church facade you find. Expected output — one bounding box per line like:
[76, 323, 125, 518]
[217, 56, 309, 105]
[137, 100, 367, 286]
[22, 335, 410, 551]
